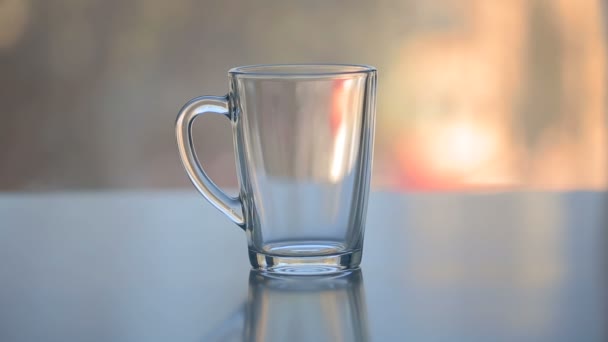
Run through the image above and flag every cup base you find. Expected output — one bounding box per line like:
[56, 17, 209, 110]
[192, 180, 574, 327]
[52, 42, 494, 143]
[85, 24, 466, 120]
[249, 249, 362, 275]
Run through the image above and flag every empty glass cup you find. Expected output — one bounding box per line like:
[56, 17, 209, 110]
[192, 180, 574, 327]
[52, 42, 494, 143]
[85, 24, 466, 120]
[176, 64, 377, 274]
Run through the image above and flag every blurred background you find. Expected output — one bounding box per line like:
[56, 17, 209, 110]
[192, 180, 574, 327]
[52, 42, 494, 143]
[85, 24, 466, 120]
[0, 0, 606, 191]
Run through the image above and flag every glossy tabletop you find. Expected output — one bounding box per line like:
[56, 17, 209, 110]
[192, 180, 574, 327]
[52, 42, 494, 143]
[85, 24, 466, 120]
[1, 191, 606, 341]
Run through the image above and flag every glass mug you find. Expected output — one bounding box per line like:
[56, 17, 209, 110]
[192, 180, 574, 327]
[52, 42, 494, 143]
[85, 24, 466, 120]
[175, 64, 377, 275]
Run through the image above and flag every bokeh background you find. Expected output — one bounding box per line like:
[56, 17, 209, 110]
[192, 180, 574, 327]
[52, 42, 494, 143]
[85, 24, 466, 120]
[1, 0, 606, 191]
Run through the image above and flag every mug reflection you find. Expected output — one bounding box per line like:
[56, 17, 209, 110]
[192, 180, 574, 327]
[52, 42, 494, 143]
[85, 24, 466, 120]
[245, 270, 369, 342]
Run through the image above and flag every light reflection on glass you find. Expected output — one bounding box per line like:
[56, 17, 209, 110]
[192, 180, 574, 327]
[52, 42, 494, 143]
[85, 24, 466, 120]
[330, 78, 358, 183]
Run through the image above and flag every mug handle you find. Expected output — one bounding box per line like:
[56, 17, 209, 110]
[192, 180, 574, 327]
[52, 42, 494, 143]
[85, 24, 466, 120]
[175, 95, 245, 228]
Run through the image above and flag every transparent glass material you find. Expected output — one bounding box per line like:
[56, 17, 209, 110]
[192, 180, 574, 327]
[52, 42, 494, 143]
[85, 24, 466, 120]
[176, 64, 377, 274]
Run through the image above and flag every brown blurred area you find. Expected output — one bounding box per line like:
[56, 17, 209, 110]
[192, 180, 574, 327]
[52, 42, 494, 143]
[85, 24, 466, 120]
[0, 0, 606, 191]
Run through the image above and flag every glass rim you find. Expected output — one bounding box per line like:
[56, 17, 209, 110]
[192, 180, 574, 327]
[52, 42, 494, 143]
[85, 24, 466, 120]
[229, 63, 376, 77]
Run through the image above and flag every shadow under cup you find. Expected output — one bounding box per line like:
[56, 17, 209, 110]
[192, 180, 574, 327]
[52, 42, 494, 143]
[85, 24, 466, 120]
[176, 64, 377, 275]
